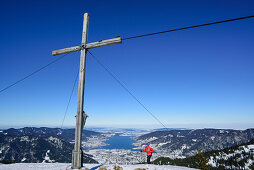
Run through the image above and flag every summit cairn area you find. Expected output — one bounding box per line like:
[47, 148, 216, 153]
[0, 163, 194, 170]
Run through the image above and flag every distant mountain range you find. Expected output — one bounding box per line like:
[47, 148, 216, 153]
[0, 127, 99, 163]
[0, 127, 101, 142]
[153, 139, 254, 169]
[1, 127, 254, 166]
[153, 128, 189, 131]
[135, 128, 254, 158]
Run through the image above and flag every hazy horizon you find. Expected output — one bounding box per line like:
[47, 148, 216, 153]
[1, 122, 254, 131]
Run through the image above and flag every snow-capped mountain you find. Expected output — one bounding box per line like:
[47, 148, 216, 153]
[0, 127, 99, 163]
[134, 128, 254, 158]
[0, 127, 101, 142]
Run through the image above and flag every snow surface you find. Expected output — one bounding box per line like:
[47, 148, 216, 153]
[208, 156, 216, 167]
[0, 163, 195, 170]
[248, 144, 254, 150]
[42, 150, 54, 163]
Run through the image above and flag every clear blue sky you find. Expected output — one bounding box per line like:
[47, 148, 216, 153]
[0, 0, 254, 129]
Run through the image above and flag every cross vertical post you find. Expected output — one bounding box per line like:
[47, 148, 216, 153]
[72, 12, 89, 169]
[52, 12, 122, 169]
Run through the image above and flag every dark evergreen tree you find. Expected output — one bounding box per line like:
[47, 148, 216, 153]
[196, 148, 210, 170]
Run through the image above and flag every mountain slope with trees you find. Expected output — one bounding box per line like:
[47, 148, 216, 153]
[0, 127, 99, 163]
[153, 139, 254, 169]
[135, 128, 254, 158]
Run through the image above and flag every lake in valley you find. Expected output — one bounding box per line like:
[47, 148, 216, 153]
[99, 135, 136, 150]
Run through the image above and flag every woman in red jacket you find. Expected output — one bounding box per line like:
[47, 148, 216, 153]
[141, 144, 154, 164]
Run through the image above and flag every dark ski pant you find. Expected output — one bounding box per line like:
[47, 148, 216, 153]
[147, 155, 152, 164]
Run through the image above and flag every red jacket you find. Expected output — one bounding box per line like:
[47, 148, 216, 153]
[142, 146, 153, 156]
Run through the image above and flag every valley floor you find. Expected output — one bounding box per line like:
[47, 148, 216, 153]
[0, 163, 195, 170]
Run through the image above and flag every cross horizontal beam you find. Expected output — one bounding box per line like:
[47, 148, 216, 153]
[52, 37, 122, 56]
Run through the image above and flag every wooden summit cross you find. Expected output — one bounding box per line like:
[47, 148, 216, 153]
[52, 13, 122, 169]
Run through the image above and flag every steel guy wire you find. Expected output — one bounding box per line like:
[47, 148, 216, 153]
[0, 53, 70, 94]
[87, 50, 169, 130]
[60, 70, 79, 129]
[122, 14, 254, 40]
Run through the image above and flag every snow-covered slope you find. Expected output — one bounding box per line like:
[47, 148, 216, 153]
[134, 128, 254, 158]
[0, 135, 97, 163]
[206, 143, 254, 169]
[0, 163, 195, 170]
[151, 139, 254, 169]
